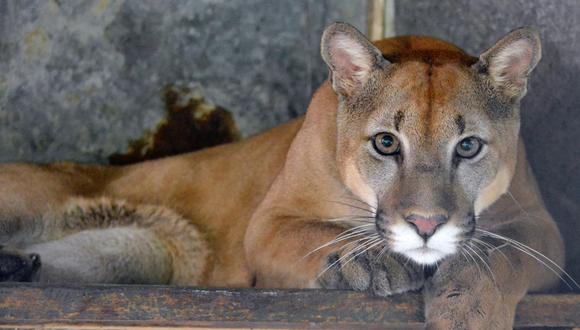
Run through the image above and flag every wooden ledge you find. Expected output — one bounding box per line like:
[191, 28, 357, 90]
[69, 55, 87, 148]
[0, 284, 578, 329]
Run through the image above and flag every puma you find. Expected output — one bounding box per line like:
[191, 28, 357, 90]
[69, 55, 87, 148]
[0, 23, 566, 328]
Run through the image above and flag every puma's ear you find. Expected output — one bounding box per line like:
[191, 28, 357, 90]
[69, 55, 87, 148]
[477, 27, 542, 99]
[321, 22, 388, 97]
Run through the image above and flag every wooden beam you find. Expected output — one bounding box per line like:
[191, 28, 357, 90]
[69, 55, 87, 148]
[368, 0, 396, 40]
[368, 0, 385, 40]
[0, 284, 578, 329]
[516, 294, 580, 328]
[0, 284, 424, 329]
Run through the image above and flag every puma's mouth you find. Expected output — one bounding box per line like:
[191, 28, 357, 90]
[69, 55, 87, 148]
[387, 223, 462, 265]
[402, 247, 449, 265]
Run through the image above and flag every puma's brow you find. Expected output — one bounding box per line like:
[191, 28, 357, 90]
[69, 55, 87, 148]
[455, 114, 466, 135]
[394, 111, 405, 131]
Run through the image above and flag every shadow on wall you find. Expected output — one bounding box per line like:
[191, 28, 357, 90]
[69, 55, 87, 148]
[522, 40, 580, 292]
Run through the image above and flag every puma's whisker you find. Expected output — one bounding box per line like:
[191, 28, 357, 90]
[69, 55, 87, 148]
[471, 237, 514, 271]
[402, 254, 413, 268]
[338, 238, 385, 273]
[297, 235, 375, 273]
[502, 241, 573, 290]
[476, 229, 579, 289]
[304, 229, 374, 258]
[316, 235, 381, 279]
[302, 225, 375, 259]
[506, 190, 545, 222]
[300, 235, 373, 268]
[333, 223, 375, 239]
[323, 216, 375, 223]
[475, 189, 547, 224]
[466, 242, 497, 285]
[316, 241, 372, 279]
[374, 244, 390, 262]
[338, 196, 377, 212]
[302, 232, 368, 259]
[462, 246, 484, 280]
[459, 249, 471, 266]
[311, 225, 374, 250]
[325, 199, 375, 215]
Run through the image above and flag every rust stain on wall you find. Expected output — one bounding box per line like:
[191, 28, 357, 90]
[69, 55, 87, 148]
[93, 0, 110, 16]
[24, 28, 49, 59]
[108, 85, 240, 165]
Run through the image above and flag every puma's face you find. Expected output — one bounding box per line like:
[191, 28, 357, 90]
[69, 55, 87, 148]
[321, 23, 541, 265]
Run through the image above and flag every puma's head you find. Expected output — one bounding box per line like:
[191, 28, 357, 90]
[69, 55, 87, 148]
[321, 22, 541, 265]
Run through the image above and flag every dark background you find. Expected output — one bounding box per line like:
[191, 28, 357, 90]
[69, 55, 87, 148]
[0, 0, 578, 289]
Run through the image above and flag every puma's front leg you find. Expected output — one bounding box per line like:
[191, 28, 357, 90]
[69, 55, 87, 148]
[424, 252, 517, 329]
[245, 215, 423, 296]
[424, 217, 565, 329]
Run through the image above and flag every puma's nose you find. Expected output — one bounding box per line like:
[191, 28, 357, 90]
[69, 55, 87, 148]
[405, 214, 447, 238]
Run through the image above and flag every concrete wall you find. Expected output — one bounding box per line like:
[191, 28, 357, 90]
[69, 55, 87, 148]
[395, 0, 580, 290]
[0, 0, 366, 163]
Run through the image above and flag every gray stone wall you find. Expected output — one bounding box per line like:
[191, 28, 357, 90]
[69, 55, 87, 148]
[0, 0, 366, 163]
[395, 0, 580, 290]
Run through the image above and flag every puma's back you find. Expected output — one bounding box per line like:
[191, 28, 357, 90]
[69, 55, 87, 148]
[375, 35, 476, 65]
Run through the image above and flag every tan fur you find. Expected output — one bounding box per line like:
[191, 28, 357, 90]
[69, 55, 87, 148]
[0, 119, 303, 286]
[56, 198, 209, 285]
[474, 164, 512, 214]
[0, 24, 565, 328]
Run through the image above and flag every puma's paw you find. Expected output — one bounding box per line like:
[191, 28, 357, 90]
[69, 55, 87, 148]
[424, 287, 513, 330]
[0, 246, 41, 282]
[317, 246, 424, 296]
[424, 254, 516, 330]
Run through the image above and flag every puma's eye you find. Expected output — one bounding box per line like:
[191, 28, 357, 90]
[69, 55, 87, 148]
[373, 133, 400, 156]
[456, 137, 482, 159]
